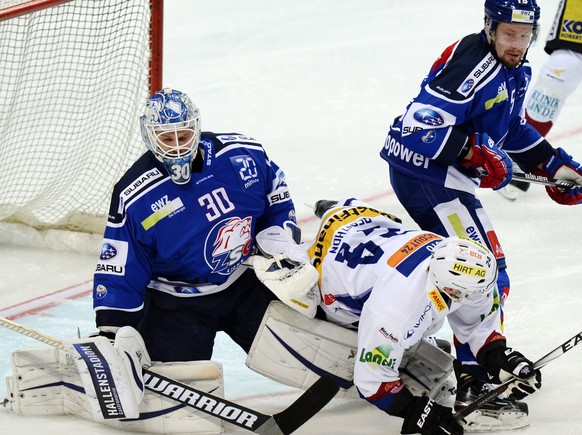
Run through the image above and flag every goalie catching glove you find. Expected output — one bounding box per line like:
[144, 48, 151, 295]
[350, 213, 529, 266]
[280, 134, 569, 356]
[68, 326, 151, 420]
[248, 222, 320, 318]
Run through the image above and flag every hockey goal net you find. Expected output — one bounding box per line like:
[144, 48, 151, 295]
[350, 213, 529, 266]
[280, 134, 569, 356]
[0, 0, 162, 252]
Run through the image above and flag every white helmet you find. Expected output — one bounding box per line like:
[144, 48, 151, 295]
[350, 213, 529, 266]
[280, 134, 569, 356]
[140, 88, 201, 184]
[430, 237, 498, 302]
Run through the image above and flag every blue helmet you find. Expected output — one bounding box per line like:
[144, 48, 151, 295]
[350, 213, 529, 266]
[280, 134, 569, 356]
[140, 88, 201, 184]
[484, 0, 540, 44]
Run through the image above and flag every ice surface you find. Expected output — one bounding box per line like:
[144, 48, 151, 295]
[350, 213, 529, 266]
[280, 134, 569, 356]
[1, 0, 581, 433]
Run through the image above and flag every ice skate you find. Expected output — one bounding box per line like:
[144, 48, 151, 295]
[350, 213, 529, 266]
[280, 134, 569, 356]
[455, 376, 529, 432]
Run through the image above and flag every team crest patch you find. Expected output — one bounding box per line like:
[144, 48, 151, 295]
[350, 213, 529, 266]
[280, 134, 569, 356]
[205, 216, 253, 275]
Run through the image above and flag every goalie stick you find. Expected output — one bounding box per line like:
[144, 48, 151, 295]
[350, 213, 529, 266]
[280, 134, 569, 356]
[0, 315, 339, 435]
[454, 330, 582, 421]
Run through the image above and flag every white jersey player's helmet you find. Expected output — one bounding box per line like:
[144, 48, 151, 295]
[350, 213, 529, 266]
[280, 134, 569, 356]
[430, 237, 498, 302]
[140, 88, 201, 184]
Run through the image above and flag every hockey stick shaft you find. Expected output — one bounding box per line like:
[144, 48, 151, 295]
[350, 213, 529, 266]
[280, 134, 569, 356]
[511, 172, 576, 189]
[0, 316, 338, 434]
[454, 330, 582, 421]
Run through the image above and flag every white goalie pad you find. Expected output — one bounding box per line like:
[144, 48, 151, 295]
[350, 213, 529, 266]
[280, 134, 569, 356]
[248, 255, 321, 318]
[246, 301, 358, 396]
[6, 345, 225, 434]
[247, 301, 455, 404]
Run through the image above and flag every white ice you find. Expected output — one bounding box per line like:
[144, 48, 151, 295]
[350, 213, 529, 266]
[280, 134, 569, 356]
[1, 0, 581, 433]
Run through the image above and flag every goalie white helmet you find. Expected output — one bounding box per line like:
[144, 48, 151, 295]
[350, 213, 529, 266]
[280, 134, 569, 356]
[140, 88, 201, 184]
[430, 237, 498, 302]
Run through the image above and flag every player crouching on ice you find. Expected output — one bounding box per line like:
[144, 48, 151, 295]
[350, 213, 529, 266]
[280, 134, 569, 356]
[246, 198, 542, 434]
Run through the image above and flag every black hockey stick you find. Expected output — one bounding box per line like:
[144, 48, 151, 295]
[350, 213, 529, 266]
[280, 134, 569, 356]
[0, 316, 338, 434]
[511, 172, 576, 189]
[454, 330, 582, 421]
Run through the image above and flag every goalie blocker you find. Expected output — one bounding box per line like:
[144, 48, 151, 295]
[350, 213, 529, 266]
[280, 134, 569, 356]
[246, 301, 455, 403]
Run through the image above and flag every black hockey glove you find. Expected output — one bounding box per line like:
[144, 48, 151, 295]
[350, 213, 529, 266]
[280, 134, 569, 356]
[400, 396, 463, 435]
[479, 342, 542, 399]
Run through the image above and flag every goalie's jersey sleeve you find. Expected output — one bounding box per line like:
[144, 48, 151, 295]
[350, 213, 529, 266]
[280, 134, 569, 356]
[308, 199, 504, 410]
[380, 31, 553, 191]
[93, 132, 296, 327]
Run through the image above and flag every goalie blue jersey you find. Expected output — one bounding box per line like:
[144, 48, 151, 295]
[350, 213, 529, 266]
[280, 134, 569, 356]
[380, 31, 553, 191]
[93, 132, 296, 325]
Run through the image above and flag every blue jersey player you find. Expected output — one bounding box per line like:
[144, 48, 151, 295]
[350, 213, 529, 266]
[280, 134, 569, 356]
[93, 88, 300, 363]
[380, 0, 582, 431]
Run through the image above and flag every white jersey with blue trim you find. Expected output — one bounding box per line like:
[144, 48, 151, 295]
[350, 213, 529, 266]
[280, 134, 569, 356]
[308, 199, 503, 399]
[380, 31, 553, 192]
[93, 132, 296, 323]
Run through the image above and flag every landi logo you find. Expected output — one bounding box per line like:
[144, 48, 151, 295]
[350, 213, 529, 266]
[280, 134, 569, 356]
[359, 345, 397, 368]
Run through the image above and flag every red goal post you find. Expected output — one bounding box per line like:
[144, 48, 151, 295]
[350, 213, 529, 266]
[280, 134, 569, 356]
[0, 0, 163, 252]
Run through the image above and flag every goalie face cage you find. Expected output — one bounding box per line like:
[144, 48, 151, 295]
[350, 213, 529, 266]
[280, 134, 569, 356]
[0, 0, 163, 241]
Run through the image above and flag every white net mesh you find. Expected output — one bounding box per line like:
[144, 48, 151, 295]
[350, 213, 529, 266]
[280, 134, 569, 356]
[0, 0, 153, 237]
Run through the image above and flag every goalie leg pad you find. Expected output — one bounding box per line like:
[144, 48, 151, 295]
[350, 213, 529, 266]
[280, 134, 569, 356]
[246, 301, 359, 397]
[67, 327, 151, 420]
[7, 346, 225, 434]
[247, 302, 455, 403]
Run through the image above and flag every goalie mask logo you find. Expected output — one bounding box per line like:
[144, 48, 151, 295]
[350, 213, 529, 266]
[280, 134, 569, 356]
[205, 216, 253, 275]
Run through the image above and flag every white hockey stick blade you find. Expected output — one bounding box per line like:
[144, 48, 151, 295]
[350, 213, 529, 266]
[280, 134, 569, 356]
[454, 330, 582, 421]
[0, 316, 338, 434]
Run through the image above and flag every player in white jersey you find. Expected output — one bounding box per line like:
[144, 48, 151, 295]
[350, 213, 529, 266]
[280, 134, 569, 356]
[308, 199, 541, 434]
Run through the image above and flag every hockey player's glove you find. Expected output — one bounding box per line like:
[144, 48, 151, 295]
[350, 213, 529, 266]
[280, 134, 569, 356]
[401, 396, 463, 434]
[460, 132, 512, 190]
[386, 384, 463, 434]
[533, 147, 582, 205]
[478, 342, 542, 400]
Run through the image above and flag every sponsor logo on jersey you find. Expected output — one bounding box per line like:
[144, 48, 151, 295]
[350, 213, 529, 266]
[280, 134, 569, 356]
[141, 197, 185, 230]
[120, 168, 163, 202]
[230, 155, 260, 189]
[560, 20, 582, 42]
[216, 134, 258, 143]
[359, 345, 397, 368]
[95, 284, 108, 300]
[421, 130, 437, 144]
[95, 239, 128, 276]
[386, 233, 442, 277]
[457, 53, 496, 97]
[485, 82, 509, 110]
[379, 327, 399, 343]
[404, 303, 432, 340]
[413, 108, 444, 126]
[205, 216, 253, 275]
[428, 289, 447, 312]
[460, 78, 475, 93]
[486, 230, 504, 259]
[382, 132, 431, 169]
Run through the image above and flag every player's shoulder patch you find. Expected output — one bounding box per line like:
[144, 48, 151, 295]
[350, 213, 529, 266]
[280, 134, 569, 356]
[429, 33, 499, 101]
[108, 153, 167, 223]
[203, 131, 264, 156]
